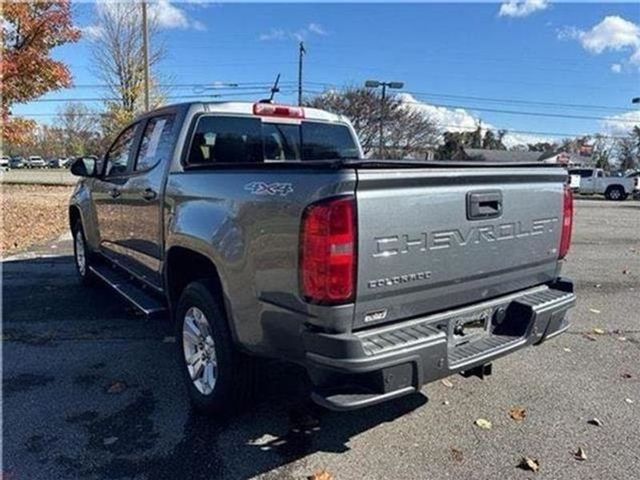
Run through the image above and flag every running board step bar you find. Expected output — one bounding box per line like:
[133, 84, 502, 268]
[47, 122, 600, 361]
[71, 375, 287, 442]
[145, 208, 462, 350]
[89, 265, 167, 318]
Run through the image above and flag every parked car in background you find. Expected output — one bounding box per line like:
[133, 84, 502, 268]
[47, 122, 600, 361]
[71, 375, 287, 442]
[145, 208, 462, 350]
[1, 155, 10, 170]
[10, 156, 26, 169]
[47, 157, 68, 168]
[69, 101, 576, 415]
[626, 171, 640, 199]
[568, 167, 634, 200]
[26, 155, 46, 168]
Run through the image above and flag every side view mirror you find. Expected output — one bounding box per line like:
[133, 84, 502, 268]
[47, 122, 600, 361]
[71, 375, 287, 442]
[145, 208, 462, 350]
[70, 157, 97, 177]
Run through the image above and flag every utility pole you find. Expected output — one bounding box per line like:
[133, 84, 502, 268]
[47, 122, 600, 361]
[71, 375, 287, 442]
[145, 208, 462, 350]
[297, 42, 305, 106]
[141, 1, 150, 112]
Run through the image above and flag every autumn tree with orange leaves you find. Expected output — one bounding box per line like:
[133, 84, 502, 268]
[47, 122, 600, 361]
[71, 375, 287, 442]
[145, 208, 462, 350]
[1, 1, 80, 147]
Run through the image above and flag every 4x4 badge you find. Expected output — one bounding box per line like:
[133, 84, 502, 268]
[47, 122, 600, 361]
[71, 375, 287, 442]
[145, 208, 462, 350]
[245, 182, 293, 197]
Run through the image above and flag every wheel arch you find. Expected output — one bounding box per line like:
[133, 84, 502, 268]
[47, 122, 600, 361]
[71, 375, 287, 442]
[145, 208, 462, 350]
[164, 246, 240, 344]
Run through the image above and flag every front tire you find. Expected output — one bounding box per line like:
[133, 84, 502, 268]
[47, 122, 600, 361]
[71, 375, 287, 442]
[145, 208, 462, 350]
[72, 220, 95, 286]
[605, 186, 625, 201]
[176, 280, 254, 415]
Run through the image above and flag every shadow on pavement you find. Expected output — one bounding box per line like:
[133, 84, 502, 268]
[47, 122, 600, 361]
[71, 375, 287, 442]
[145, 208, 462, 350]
[3, 253, 428, 480]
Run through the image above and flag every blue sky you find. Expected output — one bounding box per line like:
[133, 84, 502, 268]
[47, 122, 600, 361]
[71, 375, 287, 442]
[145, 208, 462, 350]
[14, 1, 640, 146]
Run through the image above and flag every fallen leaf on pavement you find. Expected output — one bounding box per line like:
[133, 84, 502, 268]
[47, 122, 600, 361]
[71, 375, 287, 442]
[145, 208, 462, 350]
[574, 447, 587, 461]
[592, 328, 605, 335]
[103, 436, 118, 446]
[625, 398, 634, 404]
[621, 373, 632, 379]
[594, 283, 601, 288]
[622, 269, 630, 275]
[582, 333, 597, 342]
[589, 308, 601, 314]
[450, 447, 464, 462]
[474, 418, 492, 430]
[441, 378, 454, 388]
[106, 381, 127, 394]
[443, 400, 450, 406]
[587, 418, 602, 427]
[563, 347, 572, 352]
[509, 407, 527, 422]
[518, 456, 540, 472]
[308, 470, 334, 480]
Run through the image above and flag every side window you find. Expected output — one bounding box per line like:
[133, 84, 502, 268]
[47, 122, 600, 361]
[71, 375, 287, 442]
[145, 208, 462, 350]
[105, 124, 137, 176]
[188, 116, 263, 165]
[579, 169, 592, 178]
[596, 170, 604, 178]
[136, 114, 176, 171]
[300, 122, 359, 160]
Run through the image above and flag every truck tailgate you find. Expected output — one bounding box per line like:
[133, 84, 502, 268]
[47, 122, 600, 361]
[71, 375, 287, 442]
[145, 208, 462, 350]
[354, 167, 566, 328]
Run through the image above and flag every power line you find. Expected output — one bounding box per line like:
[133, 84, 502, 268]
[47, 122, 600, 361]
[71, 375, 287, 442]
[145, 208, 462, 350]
[302, 88, 639, 124]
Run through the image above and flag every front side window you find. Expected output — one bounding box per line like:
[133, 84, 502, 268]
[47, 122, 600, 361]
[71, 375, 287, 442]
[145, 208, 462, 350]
[136, 114, 176, 171]
[105, 124, 137, 176]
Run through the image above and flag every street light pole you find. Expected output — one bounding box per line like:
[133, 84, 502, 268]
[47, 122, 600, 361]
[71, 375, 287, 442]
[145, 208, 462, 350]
[365, 80, 404, 158]
[379, 83, 387, 158]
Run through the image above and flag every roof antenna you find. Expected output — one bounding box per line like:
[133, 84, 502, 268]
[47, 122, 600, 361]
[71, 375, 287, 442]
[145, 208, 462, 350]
[259, 73, 280, 103]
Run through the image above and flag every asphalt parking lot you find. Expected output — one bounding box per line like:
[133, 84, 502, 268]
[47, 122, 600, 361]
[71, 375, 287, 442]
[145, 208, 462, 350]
[3, 198, 639, 480]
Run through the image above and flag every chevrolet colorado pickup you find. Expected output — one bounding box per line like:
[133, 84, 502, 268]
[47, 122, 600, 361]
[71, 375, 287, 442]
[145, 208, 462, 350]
[69, 101, 576, 414]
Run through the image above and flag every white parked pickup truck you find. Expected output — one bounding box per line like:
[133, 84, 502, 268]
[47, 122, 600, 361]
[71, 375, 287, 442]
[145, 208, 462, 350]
[568, 168, 634, 201]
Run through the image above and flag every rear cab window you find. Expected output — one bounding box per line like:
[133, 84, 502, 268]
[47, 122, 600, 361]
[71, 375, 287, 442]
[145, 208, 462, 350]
[187, 113, 359, 166]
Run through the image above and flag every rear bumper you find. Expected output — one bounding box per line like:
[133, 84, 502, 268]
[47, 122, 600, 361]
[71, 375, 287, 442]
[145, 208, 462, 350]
[303, 279, 575, 411]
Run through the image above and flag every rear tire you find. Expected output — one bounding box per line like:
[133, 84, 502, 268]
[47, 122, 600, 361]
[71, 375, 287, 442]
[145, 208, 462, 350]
[176, 280, 254, 416]
[72, 220, 95, 286]
[605, 186, 625, 201]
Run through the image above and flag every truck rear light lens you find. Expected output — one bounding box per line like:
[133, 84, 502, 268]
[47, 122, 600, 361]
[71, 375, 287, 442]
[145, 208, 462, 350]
[253, 103, 305, 119]
[559, 185, 573, 259]
[301, 196, 356, 305]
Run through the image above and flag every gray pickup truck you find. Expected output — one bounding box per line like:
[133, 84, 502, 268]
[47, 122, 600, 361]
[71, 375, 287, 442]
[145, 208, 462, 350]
[69, 101, 576, 414]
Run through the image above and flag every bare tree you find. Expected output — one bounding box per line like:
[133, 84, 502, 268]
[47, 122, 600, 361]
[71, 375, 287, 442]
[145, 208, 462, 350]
[307, 87, 438, 159]
[88, 2, 166, 138]
[56, 102, 102, 156]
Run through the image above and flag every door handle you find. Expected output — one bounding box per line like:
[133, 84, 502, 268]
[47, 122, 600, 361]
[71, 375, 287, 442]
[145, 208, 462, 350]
[109, 188, 121, 198]
[466, 190, 503, 220]
[142, 188, 157, 201]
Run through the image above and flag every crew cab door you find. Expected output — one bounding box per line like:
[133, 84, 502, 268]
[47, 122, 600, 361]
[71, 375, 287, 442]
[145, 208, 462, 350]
[580, 169, 596, 194]
[92, 121, 142, 263]
[93, 113, 177, 287]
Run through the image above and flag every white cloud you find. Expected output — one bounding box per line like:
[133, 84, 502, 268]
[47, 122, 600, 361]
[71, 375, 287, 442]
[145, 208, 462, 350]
[149, 0, 190, 29]
[397, 93, 553, 148]
[84, 0, 205, 37]
[498, 0, 548, 18]
[611, 63, 622, 73]
[307, 23, 327, 36]
[259, 28, 286, 41]
[81, 24, 105, 40]
[601, 110, 640, 136]
[259, 23, 328, 42]
[559, 16, 640, 69]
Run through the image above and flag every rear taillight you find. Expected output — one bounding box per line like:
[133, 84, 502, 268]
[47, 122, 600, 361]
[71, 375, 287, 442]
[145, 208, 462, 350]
[559, 185, 573, 259]
[300, 196, 356, 305]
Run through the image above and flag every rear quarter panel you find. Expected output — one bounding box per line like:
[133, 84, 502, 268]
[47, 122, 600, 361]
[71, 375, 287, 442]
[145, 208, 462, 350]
[164, 169, 356, 358]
